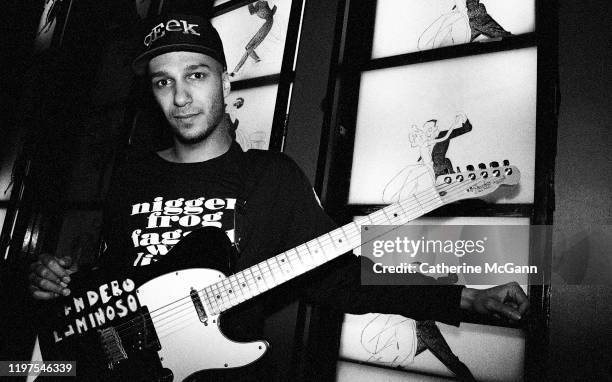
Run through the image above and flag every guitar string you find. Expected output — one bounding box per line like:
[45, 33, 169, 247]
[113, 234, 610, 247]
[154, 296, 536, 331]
[112, 174, 479, 339]
[111, 174, 482, 338]
[109, 172, 497, 340]
[153, 174, 485, 340]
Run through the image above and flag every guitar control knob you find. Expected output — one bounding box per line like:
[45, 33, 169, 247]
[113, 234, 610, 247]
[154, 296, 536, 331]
[456, 174, 464, 182]
[466, 165, 475, 172]
[504, 167, 513, 175]
[445, 176, 452, 184]
[493, 169, 501, 177]
[490, 161, 499, 168]
[478, 163, 486, 170]
[481, 171, 488, 178]
[503, 159, 510, 166]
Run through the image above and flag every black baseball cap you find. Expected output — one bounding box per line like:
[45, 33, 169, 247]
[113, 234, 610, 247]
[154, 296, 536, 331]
[132, 13, 227, 75]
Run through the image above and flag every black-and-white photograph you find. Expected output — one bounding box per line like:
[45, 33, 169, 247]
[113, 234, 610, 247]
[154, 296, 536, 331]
[0, 0, 610, 381]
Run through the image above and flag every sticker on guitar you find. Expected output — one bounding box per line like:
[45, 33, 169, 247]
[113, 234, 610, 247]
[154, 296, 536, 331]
[52, 278, 139, 343]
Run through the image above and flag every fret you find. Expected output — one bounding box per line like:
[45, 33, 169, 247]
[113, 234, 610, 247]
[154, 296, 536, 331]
[305, 240, 325, 265]
[228, 276, 246, 303]
[235, 273, 251, 301]
[244, 268, 259, 295]
[316, 236, 337, 260]
[276, 253, 294, 277]
[381, 207, 397, 225]
[286, 248, 306, 274]
[339, 225, 352, 246]
[369, 209, 388, 225]
[204, 287, 220, 314]
[256, 261, 271, 287]
[343, 222, 361, 248]
[252, 265, 269, 292]
[412, 192, 427, 213]
[198, 290, 214, 316]
[296, 244, 314, 269]
[329, 229, 350, 254]
[258, 262, 274, 289]
[271, 257, 289, 283]
[226, 276, 243, 303]
[265, 259, 282, 285]
[353, 215, 372, 228]
[221, 278, 239, 306]
[211, 281, 228, 312]
[427, 187, 444, 208]
[395, 200, 412, 222]
[235, 272, 253, 300]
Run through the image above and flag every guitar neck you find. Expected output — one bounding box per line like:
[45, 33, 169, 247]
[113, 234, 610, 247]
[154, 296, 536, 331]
[201, 186, 444, 315]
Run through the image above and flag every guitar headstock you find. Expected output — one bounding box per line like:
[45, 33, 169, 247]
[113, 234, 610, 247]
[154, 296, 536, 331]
[435, 160, 520, 203]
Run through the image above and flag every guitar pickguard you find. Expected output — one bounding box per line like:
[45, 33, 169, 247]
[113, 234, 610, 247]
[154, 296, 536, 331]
[136, 268, 268, 381]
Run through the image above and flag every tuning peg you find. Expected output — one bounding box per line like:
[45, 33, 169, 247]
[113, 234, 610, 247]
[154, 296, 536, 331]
[481, 171, 488, 178]
[489, 161, 499, 168]
[466, 165, 475, 171]
[503, 159, 510, 166]
[504, 167, 513, 175]
[444, 176, 452, 184]
[478, 163, 486, 170]
[493, 169, 501, 177]
[456, 174, 464, 182]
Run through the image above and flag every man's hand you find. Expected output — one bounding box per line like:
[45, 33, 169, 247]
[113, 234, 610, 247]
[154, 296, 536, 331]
[29, 253, 78, 300]
[460, 282, 529, 322]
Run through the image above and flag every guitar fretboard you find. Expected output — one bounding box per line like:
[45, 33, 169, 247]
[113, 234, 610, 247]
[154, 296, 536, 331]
[201, 186, 444, 315]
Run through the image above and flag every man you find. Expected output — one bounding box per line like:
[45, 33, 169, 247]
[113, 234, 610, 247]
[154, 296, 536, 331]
[29, 13, 529, 381]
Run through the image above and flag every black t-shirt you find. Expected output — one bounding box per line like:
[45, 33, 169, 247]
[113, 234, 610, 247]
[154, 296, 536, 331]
[103, 142, 246, 268]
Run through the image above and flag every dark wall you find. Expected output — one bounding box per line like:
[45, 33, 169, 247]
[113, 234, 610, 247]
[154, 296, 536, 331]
[548, 0, 612, 380]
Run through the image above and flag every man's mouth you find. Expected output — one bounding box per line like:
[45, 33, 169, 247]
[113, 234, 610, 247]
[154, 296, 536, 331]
[173, 112, 201, 120]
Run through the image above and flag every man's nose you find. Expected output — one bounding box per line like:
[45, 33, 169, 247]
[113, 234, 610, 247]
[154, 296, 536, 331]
[173, 82, 192, 107]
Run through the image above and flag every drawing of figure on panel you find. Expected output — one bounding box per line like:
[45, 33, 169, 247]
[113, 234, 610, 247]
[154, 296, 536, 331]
[227, 97, 268, 150]
[418, 0, 471, 50]
[419, 0, 512, 51]
[230, 1, 277, 76]
[431, 116, 472, 176]
[382, 113, 469, 203]
[466, 0, 512, 40]
[360, 315, 476, 381]
[360, 314, 417, 367]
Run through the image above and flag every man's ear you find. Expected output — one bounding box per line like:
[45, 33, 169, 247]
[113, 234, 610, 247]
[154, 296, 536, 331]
[222, 71, 231, 98]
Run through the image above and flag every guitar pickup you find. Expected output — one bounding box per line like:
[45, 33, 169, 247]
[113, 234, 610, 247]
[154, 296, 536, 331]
[190, 287, 208, 325]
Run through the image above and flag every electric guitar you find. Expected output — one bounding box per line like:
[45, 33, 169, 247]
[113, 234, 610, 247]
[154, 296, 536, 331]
[38, 161, 520, 381]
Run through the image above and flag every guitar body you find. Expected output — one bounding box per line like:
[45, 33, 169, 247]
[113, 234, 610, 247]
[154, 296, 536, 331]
[38, 227, 268, 381]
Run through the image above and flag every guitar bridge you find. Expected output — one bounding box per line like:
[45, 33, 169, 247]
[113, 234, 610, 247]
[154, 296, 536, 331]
[99, 327, 128, 370]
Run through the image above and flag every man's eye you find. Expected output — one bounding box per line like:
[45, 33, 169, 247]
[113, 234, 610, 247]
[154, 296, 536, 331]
[153, 79, 171, 88]
[189, 72, 207, 80]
